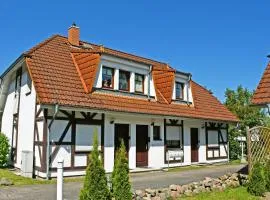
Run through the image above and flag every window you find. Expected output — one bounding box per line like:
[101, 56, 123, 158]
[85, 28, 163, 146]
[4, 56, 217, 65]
[166, 126, 182, 149]
[102, 67, 114, 88]
[135, 73, 144, 93]
[119, 70, 130, 91]
[153, 126, 161, 140]
[176, 82, 184, 100]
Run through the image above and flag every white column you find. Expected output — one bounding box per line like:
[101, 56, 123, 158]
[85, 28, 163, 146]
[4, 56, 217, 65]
[104, 117, 115, 173]
[57, 158, 64, 200]
[130, 72, 135, 93]
[114, 69, 119, 90]
[144, 75, 148, 95]
[96, 64, 103, 88]
[129, 123, 136, 169]
[183, 125, 191, 164]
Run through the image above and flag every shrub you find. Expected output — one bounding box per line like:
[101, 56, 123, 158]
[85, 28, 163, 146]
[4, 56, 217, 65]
[264, 159, 270, 191]
[0, 133, 9, 167]
[247, 161, 266, 196]
[228, 130, 241, 160]
[112, 139, 132, 200]
[79, 130, 110, 200]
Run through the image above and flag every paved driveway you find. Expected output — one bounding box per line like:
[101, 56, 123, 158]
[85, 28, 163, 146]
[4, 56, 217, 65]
[0, 164, 246, 200]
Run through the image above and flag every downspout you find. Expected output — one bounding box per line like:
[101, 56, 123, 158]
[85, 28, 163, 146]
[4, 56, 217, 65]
[186, 74, 192, 105]
[46, 104, 59, 180]
[148, 65, 153, 100]
[267, 104, 270, 116]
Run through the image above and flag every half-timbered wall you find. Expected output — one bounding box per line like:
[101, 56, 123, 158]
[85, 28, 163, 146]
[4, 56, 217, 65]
[34, 108, 104, 177]
[164, 119, 184, 164]
[205, 122, 228, 160]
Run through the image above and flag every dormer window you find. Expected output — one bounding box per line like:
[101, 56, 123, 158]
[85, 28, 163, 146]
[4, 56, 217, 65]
[176, 82, 184, 100]
[135, 73, 144, 93]
[119, 70, 130, 91]
[102, 67, 114, 88]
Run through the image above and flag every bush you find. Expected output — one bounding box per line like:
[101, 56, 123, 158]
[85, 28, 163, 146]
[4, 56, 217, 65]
[0, 133, 9, 167]
[79, 130, 110, 200]
[264, 159, 270, 191]
[247, 161, 266, 196]
[228, 130, 241, 160]
[112, 139, 132, 200]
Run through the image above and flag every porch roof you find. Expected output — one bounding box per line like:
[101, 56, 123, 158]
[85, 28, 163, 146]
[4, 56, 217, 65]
[22, 35, 237, 122]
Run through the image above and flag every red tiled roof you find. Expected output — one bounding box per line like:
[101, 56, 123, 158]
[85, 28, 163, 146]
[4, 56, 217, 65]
[25, 35, 238, 122]
[71, 52, 100, 93]
[152, 65, 175, 104]
[252, 62, 270, 105]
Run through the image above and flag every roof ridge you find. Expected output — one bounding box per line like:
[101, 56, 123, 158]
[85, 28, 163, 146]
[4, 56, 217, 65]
[25, 34, 60, 55]
[57, 34, 168, 66]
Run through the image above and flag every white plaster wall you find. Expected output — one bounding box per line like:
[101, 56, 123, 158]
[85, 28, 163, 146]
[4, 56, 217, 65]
[15, 69, 36, 168]
[1, 75, 16, 145]
[148, 119, 164, 169]
[104, 114, 165, 171]
[104, 116, 115, 172]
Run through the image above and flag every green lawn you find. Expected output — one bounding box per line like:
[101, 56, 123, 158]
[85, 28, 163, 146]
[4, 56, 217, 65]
[168, 160, 242, 172]
[181, 187, 258, 200]
[0, 168, 83, 186]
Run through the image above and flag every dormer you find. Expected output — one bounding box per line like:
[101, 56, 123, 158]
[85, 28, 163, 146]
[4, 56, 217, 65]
[94, 54, 156, 97]
[172, 71, 193, 104]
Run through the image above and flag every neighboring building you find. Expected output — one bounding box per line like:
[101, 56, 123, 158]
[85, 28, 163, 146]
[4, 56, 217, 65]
[0, 25, 237, 178]
[252, 60, 270, 109]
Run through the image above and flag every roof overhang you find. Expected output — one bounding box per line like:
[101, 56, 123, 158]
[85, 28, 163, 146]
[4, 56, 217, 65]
[40, 103, 238, 124]
[0, 54, 26, 79]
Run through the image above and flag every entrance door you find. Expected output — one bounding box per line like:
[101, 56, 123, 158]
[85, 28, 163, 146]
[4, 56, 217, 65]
[191, 128, 199, 162]
[136, 125, 148, 167]
[115, 124, 130, 154]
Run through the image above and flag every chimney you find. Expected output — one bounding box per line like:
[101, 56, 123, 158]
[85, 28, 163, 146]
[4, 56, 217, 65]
[68, 23, 80, 46]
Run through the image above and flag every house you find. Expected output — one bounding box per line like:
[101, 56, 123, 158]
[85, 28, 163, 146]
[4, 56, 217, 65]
[0, 24, 237, 178]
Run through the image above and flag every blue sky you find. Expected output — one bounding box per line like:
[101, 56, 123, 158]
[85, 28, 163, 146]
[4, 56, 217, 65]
[1, 1, 270, 101]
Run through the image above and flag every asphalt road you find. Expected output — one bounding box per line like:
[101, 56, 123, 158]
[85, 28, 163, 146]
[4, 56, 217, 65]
[0, 164, 246, 200]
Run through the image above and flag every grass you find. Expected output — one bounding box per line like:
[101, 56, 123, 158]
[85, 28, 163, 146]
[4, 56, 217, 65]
[181, 187, 259, 200]
[0, 168, 84, 186]
[168, 160, 242, 172]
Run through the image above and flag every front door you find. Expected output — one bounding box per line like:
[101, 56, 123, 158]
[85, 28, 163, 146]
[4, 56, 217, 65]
[115, 124, 130, 154]
[191, 128, 199, 163]
[136, 125, 148, 167]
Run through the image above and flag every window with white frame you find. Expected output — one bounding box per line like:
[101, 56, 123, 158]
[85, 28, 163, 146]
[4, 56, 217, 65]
[135, 73, 144, 93]
[176, 82, 184, 100]
[119, 70, 130, 91]
[102, 66, 114, 88]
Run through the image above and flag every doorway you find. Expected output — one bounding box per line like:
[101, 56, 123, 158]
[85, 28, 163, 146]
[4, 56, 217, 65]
[114, 124, 130, 154]
[136, 125, 148, 167]
[191, 128, 199, 163]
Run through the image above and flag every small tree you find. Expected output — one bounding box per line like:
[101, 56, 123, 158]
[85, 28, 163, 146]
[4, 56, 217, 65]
[264, 159, 270, 191]
[0, 133, 9, 168]
[248, 161, 266, 196]
[79, 130, 110, 200]
[112, 140, 132, 200]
